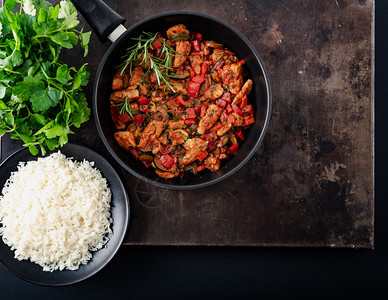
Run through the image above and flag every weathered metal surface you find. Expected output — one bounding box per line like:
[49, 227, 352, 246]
[0, 0, 374, 247]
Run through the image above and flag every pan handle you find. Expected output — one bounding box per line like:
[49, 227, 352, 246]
[71, 0, 126, 43]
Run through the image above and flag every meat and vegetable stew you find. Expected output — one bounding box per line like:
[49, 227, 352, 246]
[110, 24, 255, 179]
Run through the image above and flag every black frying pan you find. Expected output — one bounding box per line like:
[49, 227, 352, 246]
[71, 0, 271, 190]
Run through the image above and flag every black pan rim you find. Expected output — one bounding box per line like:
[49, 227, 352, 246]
[93, 11, 271, 190]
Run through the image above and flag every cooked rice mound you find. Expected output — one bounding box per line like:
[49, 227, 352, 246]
[0, 151, 112, 272]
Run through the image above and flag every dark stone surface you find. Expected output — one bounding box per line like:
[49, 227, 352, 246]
[0, 0, 374, 248]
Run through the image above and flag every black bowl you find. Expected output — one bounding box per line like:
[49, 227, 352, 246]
[94, 11, 271, 190]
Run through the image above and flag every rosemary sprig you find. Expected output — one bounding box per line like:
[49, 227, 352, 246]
[119, 32, 179, 92]
[114, 97, 133, 119]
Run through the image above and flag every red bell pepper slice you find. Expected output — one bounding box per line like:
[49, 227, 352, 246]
[239, 60, 245, 65]
[220, 91, 231, 103]
[229, 143, 239, 155]
[226, 103, 233, 114]
[186, 107, 196, 119]
[240, 95, 248, 108]
[176, 95, 190, 106]
[210, 122, 223, 132]
[184, 119, 196, 126]
[167, 99, 181, 111]
[191, 75, 205, 85]
[196, 33, 203, 42]
[128, 147, 140, 160]
[228, 114, 236, 124]
[192, 40, 201, 52]
[200, 105, 207, 117]
[236, 131, 245, 141]
[151, 39, 163, 50]
[138, 96, 150, 105]
[216, 99, 227, 108]
[232, 104, 243, 116]
[140, 104, 149, 113]
[197, 164, 206, 172]
[160, 154, 174, 169]
[244, 116, 255, 126]
[118, 113, 132, 124]
[201, 62, 208, 75]
[198, 151, 209, 162]
[242, 104, 253, 115]
[186, 65, 195, 79]
[133, 114, 144, 123]
[188, 81, 201, 92]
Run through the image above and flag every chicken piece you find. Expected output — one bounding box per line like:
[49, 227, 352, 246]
[114, 131, 136, 150]
[129, 67, 151, 96]
[210, 48, 234, 62]
[112, 71, 124, 90]
[203, 83, 224, 100]
[110, 88, 139, 103]
[137, 121, 164, 148]
[231, 79, 253, 105]
[221, 63, 243, 95]
[155, 169, 179, 179]
[205, 41, 223, 49]
[231, 113, 244, 127]
[170, 129, 189, 145]
[189, 52, 203, 74]
[204, 155, 221, 172]
[168, 120, 185, 131]
[182, 138, 208, 165]
[127, 123, 142, 140]
[173, 41, 191, 68]
[167, 24, 190, 39]
[197, 104, 223, 134]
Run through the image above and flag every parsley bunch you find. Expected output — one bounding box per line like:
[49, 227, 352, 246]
[0, 0, 91, 155]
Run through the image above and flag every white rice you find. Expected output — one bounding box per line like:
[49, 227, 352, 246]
[0, 151, 112, 272]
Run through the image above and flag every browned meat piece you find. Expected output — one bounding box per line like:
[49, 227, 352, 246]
[168, 120, 185, 131]
[170, 129, 189, 145]
[205, 41, 223, 49]
[221, 63, 243, 94]
[155, 169, 179, 179]
[182, 138, 208, 165]
[167, 24, 190, 39]
[204, 84, 224, 100]
[210, 48, 234, 62]
[189, 52, 203, 74]
[137, 121, 164, 148]
[112, 71, 124, 90]
[197, 104, 222, 134]
[231, 79, 253, 105]
[204, 155, 221, 172]
[110, 88, 139, 103]
[173, 41, 191, 68]
[128, 67, 151, 96]
[114, 131, 136, 150]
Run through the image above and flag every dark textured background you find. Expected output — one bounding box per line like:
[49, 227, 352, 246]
[1, 0, 375, 248]
[0, 0, 385, 298]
